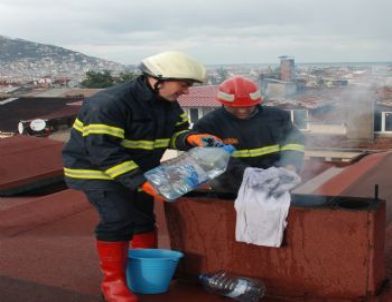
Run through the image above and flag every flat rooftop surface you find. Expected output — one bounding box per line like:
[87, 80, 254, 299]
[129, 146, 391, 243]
[1, 189, 392, 302]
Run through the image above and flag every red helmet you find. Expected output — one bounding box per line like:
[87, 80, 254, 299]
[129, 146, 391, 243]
[216, 76, 262, 107]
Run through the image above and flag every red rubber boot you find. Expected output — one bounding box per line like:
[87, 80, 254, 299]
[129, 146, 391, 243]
[130, 229, 157, 249]
[96, 240, 138, 302]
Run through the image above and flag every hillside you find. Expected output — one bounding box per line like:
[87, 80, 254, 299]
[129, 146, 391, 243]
[0, 35, 128, 79]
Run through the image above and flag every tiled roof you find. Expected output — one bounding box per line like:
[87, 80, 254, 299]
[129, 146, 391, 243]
[178, 85, 220, 107]
[22, 88, 101, 98]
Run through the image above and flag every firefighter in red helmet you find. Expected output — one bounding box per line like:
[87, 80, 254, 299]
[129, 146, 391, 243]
[62, 51, 221, 302]
[192, 75, 305, 192]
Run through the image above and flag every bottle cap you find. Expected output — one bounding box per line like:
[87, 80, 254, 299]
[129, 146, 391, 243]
[222, 144, 236, 154]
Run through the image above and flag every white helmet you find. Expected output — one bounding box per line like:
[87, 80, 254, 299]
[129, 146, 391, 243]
[140, 51, 206, 83]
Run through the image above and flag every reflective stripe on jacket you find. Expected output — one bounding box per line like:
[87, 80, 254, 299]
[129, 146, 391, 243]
[62, 76, 191, 191]
[192, 106, 305, 171]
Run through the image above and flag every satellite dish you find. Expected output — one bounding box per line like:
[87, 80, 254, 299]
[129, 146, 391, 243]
[30, 119, 47, 132]
[18, 121, 25, 134]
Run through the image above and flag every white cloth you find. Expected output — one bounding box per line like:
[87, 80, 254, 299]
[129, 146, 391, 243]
[234, 167, 300, 247]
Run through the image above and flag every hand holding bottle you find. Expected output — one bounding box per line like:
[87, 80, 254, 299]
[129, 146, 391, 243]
[140, 181, 164, 202]
[186, 134, 223, 147]
[144, 145, 235, 201]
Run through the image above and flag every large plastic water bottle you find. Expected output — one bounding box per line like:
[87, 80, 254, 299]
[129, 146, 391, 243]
[199, 271, 265, 302]
[144, 145, 235, 201]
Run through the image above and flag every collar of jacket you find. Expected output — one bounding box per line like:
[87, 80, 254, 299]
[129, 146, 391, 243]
[135, 75, 174, 105]
[134, 75, 158, 103]
[221, 105, 261, 121]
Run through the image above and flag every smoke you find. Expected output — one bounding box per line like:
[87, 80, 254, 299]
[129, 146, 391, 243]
[302, 64, 391, 150]
[289, 64, 392, 196]
[342, 87, 376, 142]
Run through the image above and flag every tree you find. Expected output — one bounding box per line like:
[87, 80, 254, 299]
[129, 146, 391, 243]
[81, 70, 114, 88]
[116, 71, 138, 84]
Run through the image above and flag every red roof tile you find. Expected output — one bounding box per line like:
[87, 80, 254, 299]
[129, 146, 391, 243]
[178, 85, 220, 107]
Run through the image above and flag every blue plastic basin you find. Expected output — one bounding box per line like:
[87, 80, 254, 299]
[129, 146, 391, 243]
[126, 248, 183, 294]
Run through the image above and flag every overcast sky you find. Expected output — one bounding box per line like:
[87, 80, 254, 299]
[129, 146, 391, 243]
[0, 0, 391, 65]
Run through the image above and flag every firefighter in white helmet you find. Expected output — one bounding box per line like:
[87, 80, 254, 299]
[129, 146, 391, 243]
[63, 50, 221, 302]
[192, 75, 305, 193]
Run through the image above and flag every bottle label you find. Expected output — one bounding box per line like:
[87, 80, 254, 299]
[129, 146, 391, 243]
[226, 279, 248, 298]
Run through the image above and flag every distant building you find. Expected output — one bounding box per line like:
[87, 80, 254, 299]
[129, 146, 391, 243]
[264, 79, 298, 98]
[260, 56, 298, 98]
[279, 55, 295, 82]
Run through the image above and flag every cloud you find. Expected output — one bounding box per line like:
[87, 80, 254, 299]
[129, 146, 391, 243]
[0, 0, 391, 64]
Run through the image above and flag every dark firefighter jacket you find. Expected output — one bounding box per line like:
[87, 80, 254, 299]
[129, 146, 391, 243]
[62, 76, 193, 191]
[192, 105, 305, 192]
